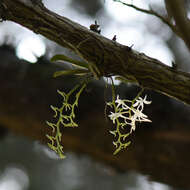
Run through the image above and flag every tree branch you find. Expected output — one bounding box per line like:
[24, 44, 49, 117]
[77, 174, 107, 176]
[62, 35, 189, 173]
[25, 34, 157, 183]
[1, 0, 190, 105]
[165, 0, 190, 51]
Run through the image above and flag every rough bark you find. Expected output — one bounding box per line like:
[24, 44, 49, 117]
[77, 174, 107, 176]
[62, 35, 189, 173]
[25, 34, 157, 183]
[1, 0, 190, 105]
[0, 46, 190, 189]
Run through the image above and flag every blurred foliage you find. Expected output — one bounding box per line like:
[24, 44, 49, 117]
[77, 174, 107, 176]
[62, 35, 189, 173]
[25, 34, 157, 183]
[0, 134, 172, 190]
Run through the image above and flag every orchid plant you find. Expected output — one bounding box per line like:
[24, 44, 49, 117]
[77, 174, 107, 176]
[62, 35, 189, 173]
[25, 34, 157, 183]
[46, 52, 152, 158]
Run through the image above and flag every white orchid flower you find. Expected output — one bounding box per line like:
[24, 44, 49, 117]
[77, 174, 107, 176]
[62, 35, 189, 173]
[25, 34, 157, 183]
[115, 95, 133, 110]
[108, 112, 127, 124]
[133, 95, 152, 111]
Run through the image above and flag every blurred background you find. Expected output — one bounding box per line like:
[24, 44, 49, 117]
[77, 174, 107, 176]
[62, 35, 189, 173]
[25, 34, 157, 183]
[0, 0, 190, 189]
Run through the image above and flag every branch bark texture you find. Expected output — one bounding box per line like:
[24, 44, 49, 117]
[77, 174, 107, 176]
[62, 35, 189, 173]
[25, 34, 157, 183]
[1, 0, 190, 105]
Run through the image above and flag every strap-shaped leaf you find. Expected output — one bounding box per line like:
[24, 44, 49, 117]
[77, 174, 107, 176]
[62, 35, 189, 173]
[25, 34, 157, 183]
[53, 69, 89, 77]
[51, 54, 88, 69]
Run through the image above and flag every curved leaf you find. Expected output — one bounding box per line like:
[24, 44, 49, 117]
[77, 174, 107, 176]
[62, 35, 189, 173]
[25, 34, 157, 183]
[51, 54, 88, 69]
[53, 69, 89, 77]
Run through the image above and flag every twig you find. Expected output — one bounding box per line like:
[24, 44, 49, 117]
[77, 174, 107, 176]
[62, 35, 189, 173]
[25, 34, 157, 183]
[113, 0, 180, 37]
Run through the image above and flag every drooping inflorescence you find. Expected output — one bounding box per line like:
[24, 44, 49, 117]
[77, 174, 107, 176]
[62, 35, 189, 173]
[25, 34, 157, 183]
[46, 83, 86, 158]
[107, 85, 152, 155]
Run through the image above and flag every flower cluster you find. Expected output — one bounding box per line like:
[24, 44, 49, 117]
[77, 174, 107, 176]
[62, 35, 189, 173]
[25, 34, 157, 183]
[107, 94, 151, 155]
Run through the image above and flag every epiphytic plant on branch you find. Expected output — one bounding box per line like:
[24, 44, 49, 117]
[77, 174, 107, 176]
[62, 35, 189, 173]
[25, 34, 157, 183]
[46, 49, 152, 158]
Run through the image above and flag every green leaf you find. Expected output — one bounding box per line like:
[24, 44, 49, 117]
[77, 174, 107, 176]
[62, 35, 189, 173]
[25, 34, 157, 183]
[51, 54, 88, 69]
[53, 69, 89, 77]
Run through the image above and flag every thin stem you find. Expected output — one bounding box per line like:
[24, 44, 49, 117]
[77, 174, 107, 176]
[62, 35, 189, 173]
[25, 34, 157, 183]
[113, 0, 180, 36]
[110, 77, 116, 105]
